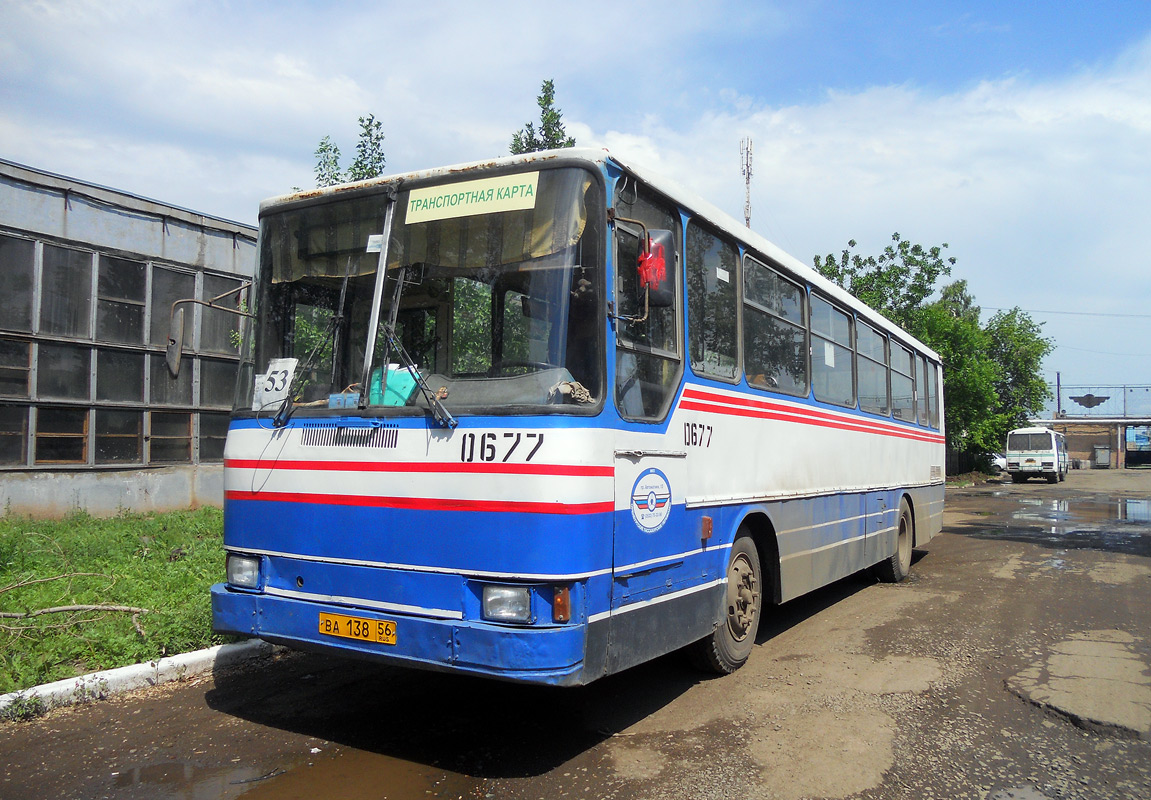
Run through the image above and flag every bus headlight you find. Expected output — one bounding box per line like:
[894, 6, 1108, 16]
[482, 585, 532, 623]
[226, 553, 261, 589]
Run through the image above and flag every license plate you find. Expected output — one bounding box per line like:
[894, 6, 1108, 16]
[318, 612, 396, 645]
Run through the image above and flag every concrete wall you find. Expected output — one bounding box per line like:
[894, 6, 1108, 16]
[0, 465, 223, 518]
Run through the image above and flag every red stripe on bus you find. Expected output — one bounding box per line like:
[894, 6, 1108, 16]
[680, 388, 946, 444]
[225, 490, 613, 515]
[224, 459, 614, 477]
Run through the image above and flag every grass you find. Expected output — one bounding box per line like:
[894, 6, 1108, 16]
[0, 507, 232, 697]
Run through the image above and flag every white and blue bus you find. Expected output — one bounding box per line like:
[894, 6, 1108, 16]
[208, 149, 945, 685]
[1005, 426, 1068, 483]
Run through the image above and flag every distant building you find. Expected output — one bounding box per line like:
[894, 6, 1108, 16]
[0, 158, 255, 515]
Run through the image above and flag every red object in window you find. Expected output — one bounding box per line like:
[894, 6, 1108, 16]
[638, 240, 666, 290]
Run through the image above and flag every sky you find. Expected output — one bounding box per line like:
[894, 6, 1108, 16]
[2, 0, 1150, 392]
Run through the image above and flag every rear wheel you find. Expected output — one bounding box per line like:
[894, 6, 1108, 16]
[690, 533, 762, 674]
[875, 498, 913, 583]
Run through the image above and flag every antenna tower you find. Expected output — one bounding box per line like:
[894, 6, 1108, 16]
[740, 138, 753, 228]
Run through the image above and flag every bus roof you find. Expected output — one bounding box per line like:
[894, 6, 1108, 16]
[261, 147, 940, 360]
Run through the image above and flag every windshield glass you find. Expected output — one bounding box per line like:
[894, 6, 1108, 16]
[240, 166, 604, 417]
[1008, 432, 1054, 451]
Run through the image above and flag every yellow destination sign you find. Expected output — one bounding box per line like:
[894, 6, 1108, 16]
[406, 172, 539, 223]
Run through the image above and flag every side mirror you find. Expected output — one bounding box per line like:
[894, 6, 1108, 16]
[165, 307, 185, 377]
[638, 229, 675, 308]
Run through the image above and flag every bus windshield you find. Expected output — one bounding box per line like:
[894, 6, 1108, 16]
[241, 166, 603, 416]
[1007, 431, 1054, 451]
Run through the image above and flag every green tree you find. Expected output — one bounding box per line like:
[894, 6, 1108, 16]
[510, 79, 576, 154]
[310, 114, 387, 187]
[985, 308, 1054, 433]
[814, 236, 1053, 462]
[346, 114, 386, 182]
[814, 233, 955, 331]
[314, 135, 342, 187]
[916, 281, 1004, 454]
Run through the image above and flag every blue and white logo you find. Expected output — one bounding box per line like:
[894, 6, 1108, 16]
[630, 468, 672, 533]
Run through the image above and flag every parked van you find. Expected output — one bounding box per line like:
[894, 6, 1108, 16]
[1005, 427, 1068, 483]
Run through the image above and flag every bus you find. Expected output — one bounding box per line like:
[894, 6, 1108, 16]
[1005, 426, 1068, 483]
[205, 148, 945, 686]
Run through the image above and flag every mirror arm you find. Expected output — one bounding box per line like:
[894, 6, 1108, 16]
[165, 281, 255, 376]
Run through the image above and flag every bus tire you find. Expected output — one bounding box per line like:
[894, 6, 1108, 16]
[875, 498, 913, 583]
[690, 533, 762, 675]
[1010, 474, 1025, 484]
[1047, 473, 1058, 484]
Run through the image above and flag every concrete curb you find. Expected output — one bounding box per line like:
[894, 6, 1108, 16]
[0, 639, 274, 715]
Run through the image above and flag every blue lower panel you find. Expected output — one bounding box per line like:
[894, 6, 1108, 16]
[212, 584, 589, 686]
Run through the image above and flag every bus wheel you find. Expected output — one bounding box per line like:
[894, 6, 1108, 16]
[1047, 473, 1058, 484]
[691, 534, 762, 674]
[875, 499, 913, 583]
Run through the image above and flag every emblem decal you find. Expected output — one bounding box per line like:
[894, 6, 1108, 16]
[630, 468, 672, 533]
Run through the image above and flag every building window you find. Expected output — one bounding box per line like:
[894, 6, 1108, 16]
[96, 349, 145, 402]
[0, 405, 28, 465]
[0, 338, 31, 398]
[96, 256, 147, 344]
[0, 235, 35, 333]
[37, 343, 91, 401]
[149, 412, 191, 463]
[150, 268, 196, 348]
[41, 244, 93, 338]
[35, 407, 88, 464]
[95, 409, 143, 464]
[150, 354, 193, 405]
[0, 229, 246, 470]
[199, 412, 229, 461]
[200, 358, 237, 409]
[201, 274, 244, 355]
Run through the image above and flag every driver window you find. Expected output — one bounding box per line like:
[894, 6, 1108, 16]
[612, 179, 682, 421]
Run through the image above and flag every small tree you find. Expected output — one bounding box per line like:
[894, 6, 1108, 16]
[310, 114, 387, 187]
[510, 79, 576, 154]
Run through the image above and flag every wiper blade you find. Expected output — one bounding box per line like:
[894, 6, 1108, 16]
[272, 259, 352, 428]
[378, 264, 456, 429]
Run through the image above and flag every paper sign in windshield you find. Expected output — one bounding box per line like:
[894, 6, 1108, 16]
[406, 172, 539, 223]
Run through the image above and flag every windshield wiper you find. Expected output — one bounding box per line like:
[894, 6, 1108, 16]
[272, 260, 351, 428]
[378, 264, 457, 429]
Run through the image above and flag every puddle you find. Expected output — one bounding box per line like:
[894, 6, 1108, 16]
[110, 750, 474, 800]
[962, 496, 1151, 557]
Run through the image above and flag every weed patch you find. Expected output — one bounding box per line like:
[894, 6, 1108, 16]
[0, 507, 231, 695]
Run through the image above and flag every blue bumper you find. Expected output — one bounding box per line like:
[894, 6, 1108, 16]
[211, 584, 589, 686]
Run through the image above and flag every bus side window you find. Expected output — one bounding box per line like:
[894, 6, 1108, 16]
[891, 344, 914, 421]
[613, 179, 682, 422]
[686, 221, 739, 381]
[810, 295, 855, 407]
[743, 255, 807, 397]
